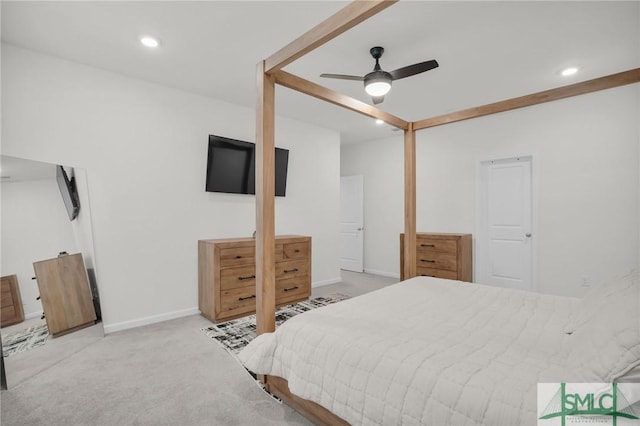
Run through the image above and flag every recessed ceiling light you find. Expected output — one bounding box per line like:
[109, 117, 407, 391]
[140, 36, 159, 48]
[561, 67, 578, 77]
[375, 119, 384, 125]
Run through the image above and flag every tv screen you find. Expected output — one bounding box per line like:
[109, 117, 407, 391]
[56, 165, 80, 221]
[206, 135, 289, 196]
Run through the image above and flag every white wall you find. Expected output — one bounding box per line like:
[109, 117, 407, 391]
[342, 85, 639, 297]
[1, 178, 77, 317]
[2, 44, 341, 332]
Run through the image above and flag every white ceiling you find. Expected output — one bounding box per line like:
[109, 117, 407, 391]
[2, 1, 639, 144]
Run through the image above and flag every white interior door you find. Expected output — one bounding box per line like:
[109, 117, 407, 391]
[340, 175, 364, 272]
[477, 156, 533, 291]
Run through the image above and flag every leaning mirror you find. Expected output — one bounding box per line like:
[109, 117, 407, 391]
[0, 155, 103, 388]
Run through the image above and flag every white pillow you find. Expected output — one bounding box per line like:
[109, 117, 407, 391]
[564, 269, 639, 334]
[561, 268, 640, 382]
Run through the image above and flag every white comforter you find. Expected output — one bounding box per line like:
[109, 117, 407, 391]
[239, 277, 581, 425]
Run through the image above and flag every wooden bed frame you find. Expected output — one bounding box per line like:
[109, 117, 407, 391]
[252, 0, 640, 423]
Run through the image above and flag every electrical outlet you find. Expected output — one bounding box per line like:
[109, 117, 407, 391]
[581, 276, 591, 287]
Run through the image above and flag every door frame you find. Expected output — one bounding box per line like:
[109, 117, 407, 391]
[475, 154, 539, 291]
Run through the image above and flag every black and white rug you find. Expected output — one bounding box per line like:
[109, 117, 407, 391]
[2, 323, 49, 357]
[200, 293, 349, 356]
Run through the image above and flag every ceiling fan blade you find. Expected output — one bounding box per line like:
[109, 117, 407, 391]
[389, 59, 439, 80]
[320, 73, 364, 81]
[372, 95, 385, 105]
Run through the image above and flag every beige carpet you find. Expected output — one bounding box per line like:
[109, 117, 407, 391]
[0, 271, 397, 426]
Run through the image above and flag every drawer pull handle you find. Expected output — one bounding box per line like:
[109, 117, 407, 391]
[420, 244, 435, 247]
[238, 275, 256, 281]
[284, 268, 299, 273]
[421, 274, 436, 277]
[238, 295, 256, 301]
[294, 249, 300, 253]
[235, 255, 242, 259]
[283, 286, 299, 292]
[420, 259, 436, 263]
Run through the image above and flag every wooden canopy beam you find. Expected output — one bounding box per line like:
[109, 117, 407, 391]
[255, 61, 276, 335]
[265, 0, 398, 72]
[273, 70, 409, 130]
[403, 123, 417, 280]
[413, 68, 640, 130]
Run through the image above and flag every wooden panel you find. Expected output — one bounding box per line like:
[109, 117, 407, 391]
[458, 235, 473, 283]
[220, 265, 256, 291]
[264, 375, 350, 426]
[276, 277, 309, 304]
[264, 0, 397, 72]
[416, 237, 457, 254]
[1, 306, 16, 323]
[33, 254, 96, 336]
[1, 275, 24, 328]
[198, 240, 216, 321]
[416, 252, 457, 272]
[283, 242, 309, 260]
[413, 68, 640, 130]
[416, 267, 458, 280]
[403, 125, 417, 280]
[219, 246, 255, 267]
[256, 60, 276, 335]
[276, 260, 309, 280]
[273, 71, 409, 130]
[1, 289, 13, 308]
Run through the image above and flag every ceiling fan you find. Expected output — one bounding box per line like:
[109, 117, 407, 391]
[320, 46, 439, 105]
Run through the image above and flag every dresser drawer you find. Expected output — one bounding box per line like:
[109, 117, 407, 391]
[220, 286, 257, 315]
[276, 277, 310, 304]
[416, 267, 458, 280]
[416, 252, 457, 272]
[276, 259, 309, 279]
[416, 238, 457, 254]
[219, 246, 255, 267]
[283, 242, 309, 260]
[220, 265, 256, 290]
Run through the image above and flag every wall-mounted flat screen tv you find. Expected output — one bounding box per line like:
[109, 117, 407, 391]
[56, 165, 80, 221]
[205, 135, 289, 196]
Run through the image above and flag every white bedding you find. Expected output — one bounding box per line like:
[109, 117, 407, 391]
[239, 275, 637, 425]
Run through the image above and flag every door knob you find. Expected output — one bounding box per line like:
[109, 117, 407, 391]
[357, 227, 364, 231]
[525, 233, 532, 238]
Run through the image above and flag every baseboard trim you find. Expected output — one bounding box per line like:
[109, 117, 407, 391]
[24, 312, 41, 320]
[312, 277, 342, 288]
[363, 268, 400, 279]
[103, 307, 200, 335]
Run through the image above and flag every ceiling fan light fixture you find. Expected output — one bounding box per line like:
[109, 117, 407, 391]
[365, 80, 391, 96]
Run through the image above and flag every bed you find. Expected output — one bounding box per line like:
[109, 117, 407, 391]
[246, 1, 640, 424]
[239, 272, 640, 425]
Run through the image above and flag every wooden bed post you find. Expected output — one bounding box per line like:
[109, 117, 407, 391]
[403, 123, 417, 280]
[256, 60, 276, 335]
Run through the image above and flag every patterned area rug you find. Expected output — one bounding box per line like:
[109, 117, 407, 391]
[2, 324, 49, 357]
[201, 293, 349, 356]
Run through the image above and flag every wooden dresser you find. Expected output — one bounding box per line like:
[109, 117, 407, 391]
[1, 275, 25, 327]
[400, 233, 472, 282]
[33, 253, 97, 336]
[199, 235, 311, 322]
